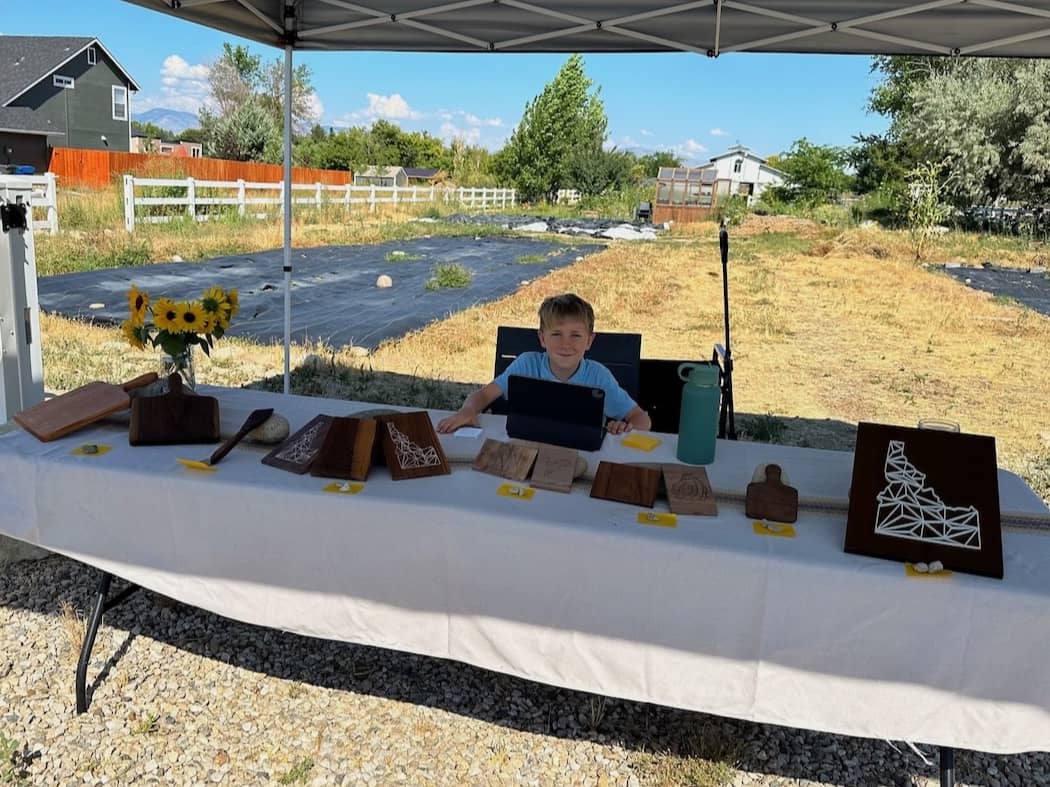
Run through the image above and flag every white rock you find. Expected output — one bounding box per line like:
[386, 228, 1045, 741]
[89, 302, 105, 309]
[376, 274, 393, 288]
[349, 346, 369, 358]
[246, 413, 290, 445]
[172, 254, 184, 262]
[518, 221, 550, 233]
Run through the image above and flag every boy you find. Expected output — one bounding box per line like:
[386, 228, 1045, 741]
[437, 293, 651, 435]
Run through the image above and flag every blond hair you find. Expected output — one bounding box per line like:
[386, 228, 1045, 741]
[538, 293, 595, 333]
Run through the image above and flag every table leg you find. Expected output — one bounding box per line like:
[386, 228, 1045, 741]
[75, 571, 140, 714]
[940, 746, 955, 787]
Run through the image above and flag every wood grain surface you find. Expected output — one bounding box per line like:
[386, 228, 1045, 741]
[14, 373, 158, 442]
[472, 438, 538, 481]
[590, 461, 661, 508]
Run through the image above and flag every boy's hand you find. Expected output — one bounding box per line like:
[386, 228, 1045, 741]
[437, 408, 479, 434]
[606, 419, 633, 435]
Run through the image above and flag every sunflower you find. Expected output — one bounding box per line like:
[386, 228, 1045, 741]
[121, 319, 145, 350]
[225, 288, 240, 317]
[201, 286, 227, 315]
[179, 302, 207, 333]
[127, 285, 149, 325]
[153, 298, 182, 333]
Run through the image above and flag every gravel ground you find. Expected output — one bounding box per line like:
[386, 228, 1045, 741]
[2, 555, 1048, 786]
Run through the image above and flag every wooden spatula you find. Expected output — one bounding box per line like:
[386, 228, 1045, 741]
[177, 408, 274, 470]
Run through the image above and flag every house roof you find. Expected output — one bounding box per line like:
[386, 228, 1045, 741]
[404, 167, 441, 179]
[357, 165, 405, 178]
[0, 106, 63, 136]
[0, 35, 140, 107]
[710, 145, 767, 164]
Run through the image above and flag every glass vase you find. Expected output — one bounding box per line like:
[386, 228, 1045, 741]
[160, 347, 196, 392]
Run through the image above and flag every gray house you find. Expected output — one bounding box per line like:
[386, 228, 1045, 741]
[0, 36, 140, 164]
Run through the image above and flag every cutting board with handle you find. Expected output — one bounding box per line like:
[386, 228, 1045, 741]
[129, 374, 220, 446]
[14, 372, 159, 442]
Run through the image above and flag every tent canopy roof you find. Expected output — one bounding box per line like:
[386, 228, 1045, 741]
[122, 1, 1050, 57]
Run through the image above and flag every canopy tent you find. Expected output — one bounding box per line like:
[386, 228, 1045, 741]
[120, 0, 1050, 393]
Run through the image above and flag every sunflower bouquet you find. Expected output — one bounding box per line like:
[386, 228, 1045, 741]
[122, 284, 239, 387]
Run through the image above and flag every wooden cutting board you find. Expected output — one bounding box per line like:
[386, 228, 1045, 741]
[662, 464, 718, 516]
[14, 372, 158, 442]
[262, 415, 333, 474]
[310, 416, 377, 481]
[128, 374, 220, 446]
[530, 444, 579, 493]
[472, 438, 538, 481]
[590, 461, 662, 508]
[376, 411, 450, 480]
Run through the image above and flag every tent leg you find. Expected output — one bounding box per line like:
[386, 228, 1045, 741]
[939, 747, 955, 787]
[282, 44, 293, 396]
[75, 571, 140, 714]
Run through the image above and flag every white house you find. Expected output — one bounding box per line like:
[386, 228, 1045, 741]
[706, 145, 785, 204]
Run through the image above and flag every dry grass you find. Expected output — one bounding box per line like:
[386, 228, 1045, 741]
[57, 600, 86, 666]
[37, 218, 1050, 501]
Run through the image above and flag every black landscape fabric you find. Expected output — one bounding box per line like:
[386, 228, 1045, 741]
[943, 265, 1050, 318]
[38, 236, 603, 350]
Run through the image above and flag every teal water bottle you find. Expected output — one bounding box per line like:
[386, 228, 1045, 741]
[676, 363, 720, 465]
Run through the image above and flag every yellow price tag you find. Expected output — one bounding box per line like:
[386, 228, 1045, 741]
[637, 511, 677, 528]
[176, 457, 215, 472]
[753, 520, 796, 538]
[621, 433, 661, 452]
[71, 444, 112, 457]
[497, 483, 535, 500]
[905, 563, 953, 579]
[322, 481, 364, 495]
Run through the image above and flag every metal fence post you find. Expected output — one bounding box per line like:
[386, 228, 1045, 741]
[369, 185, 376, 213]
[392, 184, 399, 206]
[344, 183, 351, 213]
[186, 177, 196, 222]
[44, 173, 58, 234]
[315, 182, 322, 209]
[123, 174, 135, 233]
[237, 179, 246, 217]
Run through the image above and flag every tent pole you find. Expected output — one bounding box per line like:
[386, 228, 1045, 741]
[282, 44, 293, 395]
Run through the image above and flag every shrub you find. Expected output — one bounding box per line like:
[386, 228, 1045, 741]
[425, 263, 472, 290]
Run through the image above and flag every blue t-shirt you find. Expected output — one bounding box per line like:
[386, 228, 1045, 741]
[494, 351, 637, 420]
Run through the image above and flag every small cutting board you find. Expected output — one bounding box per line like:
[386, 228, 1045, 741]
[14, 372, 158, 442]
[310, 416, 377, 481]
[129, 374, 220, 446]
[472, 438, 538, 481]
[590, 461, 662, 508]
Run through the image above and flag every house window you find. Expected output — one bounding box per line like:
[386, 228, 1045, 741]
[87, 47, 97, 65]
[53, 74, 75, 89]
[112, 86, 128, 121]
[733, 159, 743, 174]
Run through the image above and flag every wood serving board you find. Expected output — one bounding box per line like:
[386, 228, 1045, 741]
[662, 464, 718, 516]
[472, 438, 538, 481]
[262, 415, 334, 474]
[376, 411, 450, 480]
[14, 373, 158, 442]
[310, 416, 377, 481]
[590, 461, 662, 508]
[530, 444, 579, 493]
[128, 375, 220, 446]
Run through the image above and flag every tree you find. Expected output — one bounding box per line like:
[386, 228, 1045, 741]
[132, 121, 174, 142]
[495, 55, 607, 202]
[200, 41, 320, 161]
[569, 147, 635, 196]
[767, 138, 852, 205]
[637, 151, 682, 179]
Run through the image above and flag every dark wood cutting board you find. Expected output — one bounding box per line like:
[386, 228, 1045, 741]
[128, 374, 220, 446]
[310, 416, 377, 481]
[590, 461, 661, 508]
[14, 372, 158, 442]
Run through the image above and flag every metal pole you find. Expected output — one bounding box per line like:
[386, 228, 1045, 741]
[939, 747, 955, 787]
[282, 44, 293, 395]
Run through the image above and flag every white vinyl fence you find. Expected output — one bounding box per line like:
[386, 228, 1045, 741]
[122, 175, 517, 232]
[0, 173, 58, 234]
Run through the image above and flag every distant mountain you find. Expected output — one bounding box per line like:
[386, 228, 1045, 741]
[133, 108, 199, 135]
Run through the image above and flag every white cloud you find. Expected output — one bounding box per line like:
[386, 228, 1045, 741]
[135, 53, 211, 114]
[304, 92, 324, 124]
[709, 127, 729, 136]
[640, 128, 653, 137]
[439, 121, 481, 145]
[672, 138, 709, 163]
[463, 112, 503, 128]
[350, 93, 421, 122]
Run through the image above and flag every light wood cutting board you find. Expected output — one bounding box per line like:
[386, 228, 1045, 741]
[14, 373, 158, 442]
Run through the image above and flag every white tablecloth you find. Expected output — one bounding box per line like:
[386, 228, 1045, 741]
[2, 386, 1049, 754]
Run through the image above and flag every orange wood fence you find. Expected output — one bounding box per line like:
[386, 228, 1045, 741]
[49, 147, 349, 189]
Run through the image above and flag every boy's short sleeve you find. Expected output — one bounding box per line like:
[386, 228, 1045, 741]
[493, 352, 540, 395]
[594, 364, 638, 421]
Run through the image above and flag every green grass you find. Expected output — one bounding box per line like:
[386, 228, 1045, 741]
[425, 262, 473, 290]
[277, 757, 314, 785]
[1, 731, 33, 785]
[516, 253, 548, 264]
[741, 413, 788, 443]
[131, 712, 161, 736]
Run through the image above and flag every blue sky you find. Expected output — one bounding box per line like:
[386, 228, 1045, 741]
[9, 0, 889, 163]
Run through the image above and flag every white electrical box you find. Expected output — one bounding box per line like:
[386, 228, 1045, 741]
[0, 185, 44, 423]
